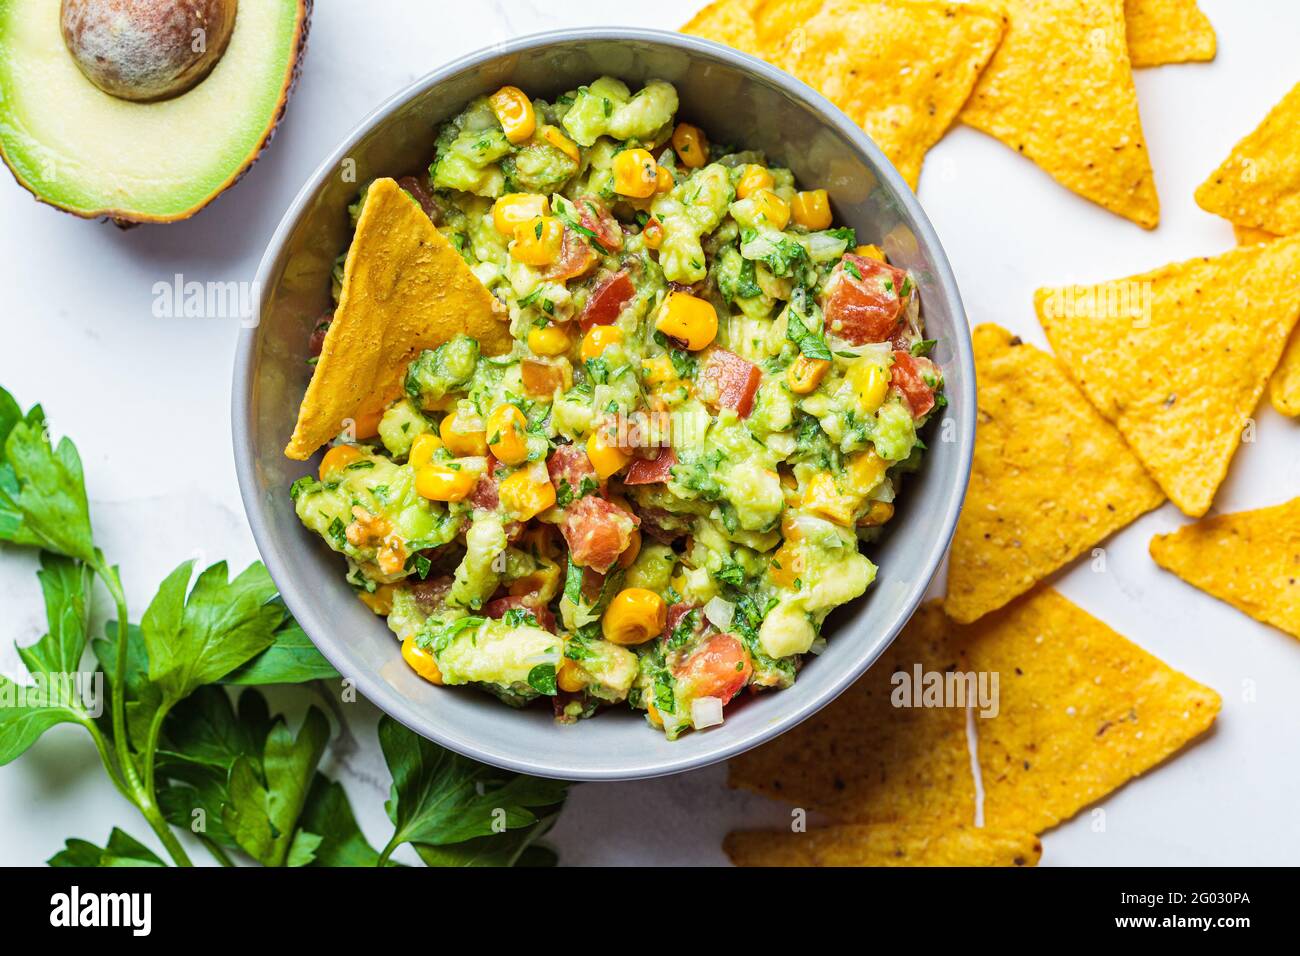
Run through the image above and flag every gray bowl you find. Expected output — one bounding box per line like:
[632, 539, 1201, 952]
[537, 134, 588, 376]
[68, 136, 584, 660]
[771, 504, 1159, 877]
[233, 28, 974, 781]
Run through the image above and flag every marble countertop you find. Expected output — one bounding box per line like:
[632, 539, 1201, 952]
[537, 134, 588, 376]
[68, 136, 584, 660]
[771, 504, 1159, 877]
[2, 0, 1298, 866]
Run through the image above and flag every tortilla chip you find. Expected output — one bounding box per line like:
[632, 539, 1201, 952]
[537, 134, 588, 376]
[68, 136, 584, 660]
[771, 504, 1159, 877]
[1270, 328, 1300, 417]
[724, 823, 1042, 867]
[960, 588, 1220, 834]
[1235, 224, 1281, 246]
[1196, 83, 1300, 238]
[1151, 498, 1300, 641]
[728, 601, 974, 824]
[285, 178, 510, 460]
[1124, 0, 1216, 67]
[959, 0, 1159, 228]
[944, 325, 1163, 624]
[1036, 236, 1300, 516]
[684, 0, 1007, 190]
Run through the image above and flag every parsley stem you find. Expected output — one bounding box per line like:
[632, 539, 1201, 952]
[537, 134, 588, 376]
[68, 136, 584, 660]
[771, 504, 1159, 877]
[200, 837, 234, 868]
[376, 834, 401, 867]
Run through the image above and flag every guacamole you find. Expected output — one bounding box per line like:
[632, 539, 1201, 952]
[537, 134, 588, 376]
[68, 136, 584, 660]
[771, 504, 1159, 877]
[290, 77, 945, 738]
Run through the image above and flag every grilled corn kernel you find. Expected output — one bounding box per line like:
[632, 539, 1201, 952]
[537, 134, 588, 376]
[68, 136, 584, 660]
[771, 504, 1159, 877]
[613, 148, 659, 198]
[671, 123, 708, 168]
[358, 584, 396, 615]
[786, 355, 831, 394]
[849, 360, 890, 414]
[586, 429, 632, 479]
[498, 465, 557, 521]
[656, 165, 675, 194]
[527, 323, 572, 357]
[415, 464, 477, 502]
[488, 85, 536, 144]
[848, 449, 888, 496]
[401, 636, 444, 684]
[539, 124, 580, 162]
[736, 164, 775, 199]
[603, 587, 667, 645]
[770, 542, 805, 589]
[439, 411, 488, 457]
[511, 215, 564, 266]
[791, 189, 833, 230]
[642, 216, 665, 250]
[580, 325, 623, 362]
[492, 192, 549, 236]
[557, 658, 587, 693]
[654, 291, 717, 351]
[486, 404, 529, 466]
[618, 529, 642, 570]
[803, 473, 856, 526]
[408, 432, 444, 470]
[641, 355, 677, 385]
[859, 500, 895, 527]
[854, 244, 885, 261]
[319, 444, 363, 479]
[752, 188, 791, 231]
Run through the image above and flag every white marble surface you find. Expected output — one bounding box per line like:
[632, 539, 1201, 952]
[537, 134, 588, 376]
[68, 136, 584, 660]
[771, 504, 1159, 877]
[2, 0, 1299, 866]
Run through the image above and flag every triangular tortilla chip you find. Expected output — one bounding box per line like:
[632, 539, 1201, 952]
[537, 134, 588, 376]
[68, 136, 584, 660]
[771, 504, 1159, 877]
[684, 0, 1007, 189]
[1124, 0, 1216, 68]
[1235, 225, 1280, 246]
[728, 601, 974, 824]
[959, 0, 1160, 228]
[1151, 497, 1300, 641]
[1270, 326, 1300, 417]
[959, 588, 1220, 834]
[285, 178, 510, 460]
[944, 325, 1163, 624]
[724, 823, 1042, 867]
[1196, 83, 1300, 238]
[1036, 236, 1300, 516]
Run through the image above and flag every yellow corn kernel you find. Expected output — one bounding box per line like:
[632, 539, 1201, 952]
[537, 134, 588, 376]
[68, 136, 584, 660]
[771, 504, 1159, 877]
[803, 473, 856, 526]
[642, 216, 665, 250]
[736, 164, 774, 200]
[770, 541, 805, 589]
[603, 587, 667, 646]
[791, 189, 833, 230]
[671, 123, 708, 168]
[854, 244, 885, 261]
[415, 464, 477, 502]
[786, 355, 830, 394]
[439, 412, 487, 457]
[580, 325, 623, 362]
[646, 700, 663, 727]
[527, 323, 572, 357]
[859, 500, 895, 527]
[492, 192, 550, 237]
[641, 355, 677, 385]
[656, 165, 675, 194]
[752, 189, 791, 231]
[847, 449, 888, 496]
[849, 360, 890, 414]
[618, 529, 642, 569]
[511, 215, 564, 266]
[613, 148, 659, 198]
[408, 432, 443, 470]
[488, 85, 536, 145]
[358, 584, 396, 615]
[539, 124, 579, 162]
[557, 658, 586, 693]
[498, 465, 557, 521]
[319, 444, 363, 479]
[401, 636, 444, 684]
[655, 291, 717, 351]
[586, 429, 632, 479]
[486, 404, 529, 466]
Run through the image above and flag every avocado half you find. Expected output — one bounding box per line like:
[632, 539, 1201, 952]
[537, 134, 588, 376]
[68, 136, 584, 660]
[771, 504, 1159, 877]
[0, 0, 312, 223]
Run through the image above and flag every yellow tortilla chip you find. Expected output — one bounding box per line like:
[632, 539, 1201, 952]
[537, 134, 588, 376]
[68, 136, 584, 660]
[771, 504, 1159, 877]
[1124, 0, 1216, 68]
[1036, 236, 1300, 516]
[285, 178, 509, 460]
[684, 0, 1007, 189]
[1196, 83, 1300, 238]
[944, 325, 1163, 624]
[959, 0, 1159, 228]
[1270, 327, 1300, 417]
[1151, 497, 1300, 641]
[728, 602, 974, 824]
[1235, 224, 1281, 246]
[724, 823, 1042, 867]
[960, 588, 1220, 834]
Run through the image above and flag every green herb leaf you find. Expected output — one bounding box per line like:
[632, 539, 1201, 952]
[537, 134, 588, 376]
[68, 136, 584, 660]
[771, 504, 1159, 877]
[414, 810, 560, 867]
[527, 663, 557, 696]
[298, 774, 383, 867]
[47, 828, 165, 868]
[219, 616, 340, 686]
[0, 414, 94, 561]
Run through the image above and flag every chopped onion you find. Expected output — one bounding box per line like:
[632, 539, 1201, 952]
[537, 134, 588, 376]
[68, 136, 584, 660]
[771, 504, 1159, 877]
[691, 696, 725, 729]
[704, 596, 735, 631]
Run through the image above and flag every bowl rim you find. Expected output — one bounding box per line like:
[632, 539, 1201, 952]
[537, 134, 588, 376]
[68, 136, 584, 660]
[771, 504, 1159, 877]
[232, 26, 975, 781]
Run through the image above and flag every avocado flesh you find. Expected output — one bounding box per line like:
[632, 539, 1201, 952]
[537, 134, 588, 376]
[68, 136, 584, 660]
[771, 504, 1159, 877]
[0, 0, 308, 222]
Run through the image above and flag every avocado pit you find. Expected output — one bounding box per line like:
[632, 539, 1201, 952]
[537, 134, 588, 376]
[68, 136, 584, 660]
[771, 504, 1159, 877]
[60, 0, 237, 102]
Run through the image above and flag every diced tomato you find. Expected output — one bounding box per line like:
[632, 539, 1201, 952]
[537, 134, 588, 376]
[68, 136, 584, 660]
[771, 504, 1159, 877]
[543, 227, 598, 282]
[823, 254, 911, 345]
[578, 270, 636, 330]
[673, 633, 752, 704]
[397, 176, 439, 222]
[405, 575, 454, 614]
[624, 448, 677, 485]
[699, 349, 762, 418]
[890, 349, 936, 418]
[308, 312, 332, 357]
[521, 359, 567, 398]
[560, 496, 638, 573]
[470, 454, 504, 510]
[664, 602, 703, 638]
[575, 195, 623, 254]
[547, 444, 597, 491]
[483, 594, 557, 633]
